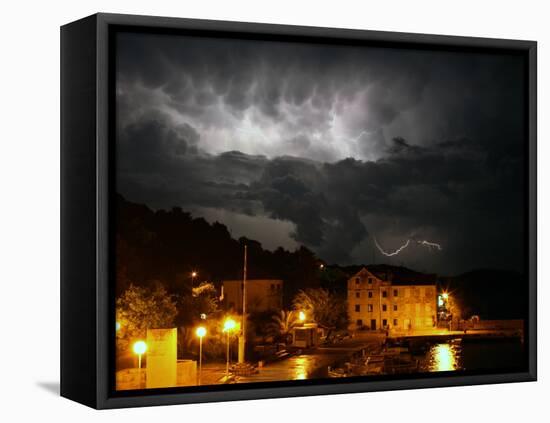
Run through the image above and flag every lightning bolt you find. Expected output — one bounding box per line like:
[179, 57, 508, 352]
[417, 240, 442, 250]
[374, 237, 411, 257]
[374, 237, 442, 257]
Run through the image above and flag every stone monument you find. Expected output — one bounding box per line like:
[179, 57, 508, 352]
[146, 328, 177, 389]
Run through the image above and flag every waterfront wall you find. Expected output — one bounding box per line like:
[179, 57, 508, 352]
[466, 319, 524, 331]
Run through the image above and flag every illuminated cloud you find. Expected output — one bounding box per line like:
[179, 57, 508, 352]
[115, 32, 526, 274]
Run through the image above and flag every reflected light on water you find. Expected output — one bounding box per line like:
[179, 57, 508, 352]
[429, 343, 459, 371]
[293, 356, 309, 380]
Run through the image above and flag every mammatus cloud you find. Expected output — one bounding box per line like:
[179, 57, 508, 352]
[115, 32, 527, 274]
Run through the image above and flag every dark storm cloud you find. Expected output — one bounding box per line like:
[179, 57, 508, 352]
[116, 31, 526, 274]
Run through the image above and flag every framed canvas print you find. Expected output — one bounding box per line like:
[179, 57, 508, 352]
[60, 13, 537, 409]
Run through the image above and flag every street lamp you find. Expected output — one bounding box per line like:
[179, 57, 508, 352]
[115, 321, 121, 332]
[442, 292, 449, 300]
[195, 326, 207, 385]
[298, 311, 306, 323]
[133, 340, 147, 388]
[223, 318, 237, 376]
[191, 271, 198, 286]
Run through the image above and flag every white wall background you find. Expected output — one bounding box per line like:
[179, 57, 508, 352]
[0, 0, 546, 420]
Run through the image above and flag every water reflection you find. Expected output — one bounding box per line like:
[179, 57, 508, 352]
[427, 342, 461, 371]
[293, 356, 311, 380]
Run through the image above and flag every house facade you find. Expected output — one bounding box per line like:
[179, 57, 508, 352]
[347, 267, 437, 332]
[222, 279, 283, 313]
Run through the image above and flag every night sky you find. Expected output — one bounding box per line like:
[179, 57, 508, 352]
[115, 31, 527, 275]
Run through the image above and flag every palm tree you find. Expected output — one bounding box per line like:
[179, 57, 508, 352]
[269, 310, 299, 343]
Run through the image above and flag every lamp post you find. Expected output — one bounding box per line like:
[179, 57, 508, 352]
[239, 245, 247, 364]
[223, 318, 237, 376]
[195, 326, 206, 385]
[133, 340, 147, 388]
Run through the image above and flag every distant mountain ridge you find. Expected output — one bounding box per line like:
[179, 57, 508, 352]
[117, 195, 525, 319]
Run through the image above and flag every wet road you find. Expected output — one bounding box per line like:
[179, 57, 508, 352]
[236, 350, 350, 383]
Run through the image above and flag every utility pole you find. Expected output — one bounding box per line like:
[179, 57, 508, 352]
[238, 245, 247, 363]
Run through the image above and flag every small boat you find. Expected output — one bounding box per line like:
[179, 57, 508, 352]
[328, 366, 350, 378]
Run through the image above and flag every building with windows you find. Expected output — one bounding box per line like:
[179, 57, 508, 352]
[347, 267, 437, 332]
[222, 279, 283, 313]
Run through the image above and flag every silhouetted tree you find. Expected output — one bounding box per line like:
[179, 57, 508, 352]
[116, 283, 178, 351]
[292, 288, 348, 333]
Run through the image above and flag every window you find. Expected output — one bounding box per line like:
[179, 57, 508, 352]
[393, 289, 398, 297]
[382, 304, 387, 312]
[368, 278, 373, 284]
[355, 304, 361, 312]
[355, 277, 360, 285]
[393, 304, 398, 311]
[357, 319, 363, 327]
[270, 284, 275, 291]
[382, 290, 388, 298]
[355, 291, 360, 299]
[368, 304, 373, 312]
[368, 291, 373, 298]
[393, 318, 398, 326]
[382, 319, 388, 327]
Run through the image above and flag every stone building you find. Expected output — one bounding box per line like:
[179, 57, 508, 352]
[347, 267, 437, 332]
[222, 279, 283, 313]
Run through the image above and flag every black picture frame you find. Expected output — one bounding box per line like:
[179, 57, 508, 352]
[61, 12, 537, 409]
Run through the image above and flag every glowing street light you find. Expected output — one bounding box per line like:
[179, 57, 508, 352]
[133, 340, 147, 388]
[223, 318, 237, 376]
[115, 321, 121, 332]
[442, 292, 449, 300]
[319, 264, 325, 270]
[223, 318, 237, 332]
[298, 311, 306, 323]
[195, 326, 207, 385]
